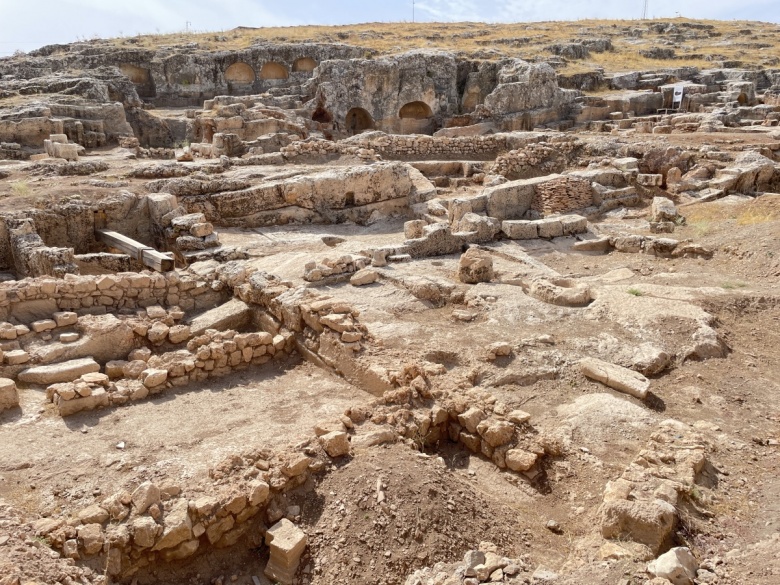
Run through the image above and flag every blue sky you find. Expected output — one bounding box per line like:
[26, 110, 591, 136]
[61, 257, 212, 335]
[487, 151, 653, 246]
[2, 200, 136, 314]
[1, 0, 779, 56]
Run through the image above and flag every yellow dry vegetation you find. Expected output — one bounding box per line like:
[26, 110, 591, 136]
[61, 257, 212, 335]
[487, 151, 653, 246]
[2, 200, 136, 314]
[685, 194, 780, 227]
[30, 18, 779, 77]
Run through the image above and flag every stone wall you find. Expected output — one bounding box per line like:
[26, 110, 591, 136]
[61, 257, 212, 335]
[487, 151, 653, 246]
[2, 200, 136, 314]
[493, 136, 581, 180]
[7, 219, 78, 279]
[531, 176, 594, 214]
[278, 131, 564, 163]
[48, 327, 295, 416]
[0, 190, 154, 272]
[0, 271, 227, 322]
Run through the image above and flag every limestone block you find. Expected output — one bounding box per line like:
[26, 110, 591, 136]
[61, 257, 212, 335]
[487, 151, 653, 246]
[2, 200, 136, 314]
[122, 360, 147, 379]
[147, 193, 179, 227]
[171, 213, 207, 232]
[188, 299, 251, 336]
[534, 218, 564, 239]
[132, 516, 161, 549]
[580, 357, 650, 399]
[249, 480, 270, 507]
[19, 358, 99, 384]
[146, 305, 167, 320]
[131, 481, 161, 514]
[612, 157, 639, 171]
[637, 173, 663, 187]
[0, 378, 19, 412]
[56, 387, 109, 416]
[31, 319, 56, 333]
[167, 325, 191, 344]
[507, 410, 531, 424]
[78, 504, 109, 525]
[647, 547, 698, 585]
[477, 420, 515, 448]
[59, 333, 79, 343]
[601, 498, 677, 553]
[501, 220, 538, 240]
[264, 519, 308, 585]
[559, 215, 588, 235]
[4, 350, 30, 365]
[350, 268, 378, 287]
[458, 248, 494, 284]
[319, 431, 350, 458]
[458, 407, 487, 434]
[281, 454, 312, 477]
[505, 449, 538, 472]
[53, 311, 78, 327]
[651, 196, 680, 223]
[147, 322, 170, 344]
[129, 348, 152, 362]
[77, 523, 104, 555]
[0, 323, 17, 340]
[404, 220, 427, 240]
[189, 223, 214, 238]
[142, 369, 168, 388]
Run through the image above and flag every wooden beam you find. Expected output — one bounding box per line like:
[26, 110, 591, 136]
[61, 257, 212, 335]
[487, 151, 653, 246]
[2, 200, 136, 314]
[96, 230, 174, 272]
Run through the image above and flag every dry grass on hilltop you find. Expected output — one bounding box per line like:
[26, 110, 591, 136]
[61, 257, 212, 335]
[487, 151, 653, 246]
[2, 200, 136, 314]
[85, 18, 780, 74]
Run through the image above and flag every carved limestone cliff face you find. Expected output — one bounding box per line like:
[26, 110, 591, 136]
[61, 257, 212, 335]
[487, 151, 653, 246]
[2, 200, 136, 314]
[480, 60, 578, 130]
[309, 50, 461, 136]
[307, 52, 577, 136]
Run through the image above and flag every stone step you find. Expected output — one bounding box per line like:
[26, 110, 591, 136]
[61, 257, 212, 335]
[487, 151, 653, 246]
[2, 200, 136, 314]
[18, 357, 100, 385]
[187, 299, 252, 337]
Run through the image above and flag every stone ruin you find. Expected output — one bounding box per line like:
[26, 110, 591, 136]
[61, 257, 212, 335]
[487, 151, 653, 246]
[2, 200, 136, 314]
[1, 18, 780, 585]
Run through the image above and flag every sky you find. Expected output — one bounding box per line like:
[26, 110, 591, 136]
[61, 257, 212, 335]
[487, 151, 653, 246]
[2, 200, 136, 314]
[1, 0, 779, 56]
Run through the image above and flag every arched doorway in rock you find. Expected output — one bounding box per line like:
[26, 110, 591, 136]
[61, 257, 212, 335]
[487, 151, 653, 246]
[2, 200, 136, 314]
[399, 101, 433, 119]
[224, 62, 256, 95]
[259, 62, 289, 80]
[345, 107, 374, 135]
[399, 101, 434, 134]
[293, 57, 318, 73]
[225, 62, 256, 84]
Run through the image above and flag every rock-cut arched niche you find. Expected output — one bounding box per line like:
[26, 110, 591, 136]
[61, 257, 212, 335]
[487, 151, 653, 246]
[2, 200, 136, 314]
[224, 62, 257, 84]
[259, 62, 289, 80]
[293, 57, 318, 73]
[399, 101, 434, 119]
[119, 63, 156, 98]
[345, 108, 374, 135]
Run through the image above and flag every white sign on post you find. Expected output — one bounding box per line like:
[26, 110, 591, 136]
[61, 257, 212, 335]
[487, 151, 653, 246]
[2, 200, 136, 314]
[672, 84, 685, 109]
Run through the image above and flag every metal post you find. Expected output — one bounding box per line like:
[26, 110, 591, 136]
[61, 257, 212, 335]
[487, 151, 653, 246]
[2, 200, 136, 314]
[413, 1, 415, 23]
[642, 0, 649, 19]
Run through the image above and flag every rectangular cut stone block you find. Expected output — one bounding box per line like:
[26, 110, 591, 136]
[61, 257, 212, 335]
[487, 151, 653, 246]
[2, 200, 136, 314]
[19, 358, 100, 385]
[0, 378, 19, 412]
[560, 215, 588, 236]
[501, 220, 538, 240]
[56, 387, 109, 416]
[188, 299, 252, 337]
[533, 218, 564, 239]
[32, 319, 57, 333]
[4, 350, 30, 365]
[637, 173, 663, 187]
[53, 311, 78, 327]
[580, 357, 650, 399]
[264, 519, 307, 585]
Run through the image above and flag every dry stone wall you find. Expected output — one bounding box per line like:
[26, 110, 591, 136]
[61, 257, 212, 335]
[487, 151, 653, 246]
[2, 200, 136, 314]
[0, 271, 227, 323]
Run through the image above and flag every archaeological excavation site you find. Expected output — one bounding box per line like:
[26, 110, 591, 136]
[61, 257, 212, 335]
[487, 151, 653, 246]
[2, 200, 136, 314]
[1, 16, 780, 585]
